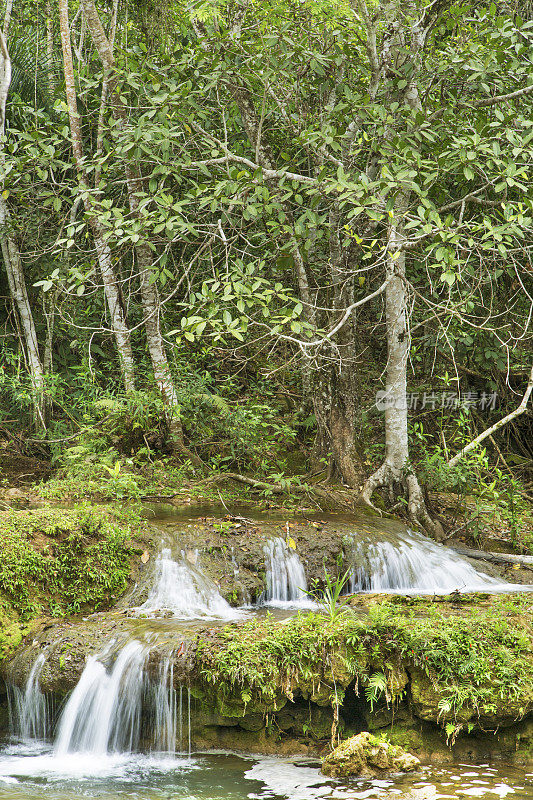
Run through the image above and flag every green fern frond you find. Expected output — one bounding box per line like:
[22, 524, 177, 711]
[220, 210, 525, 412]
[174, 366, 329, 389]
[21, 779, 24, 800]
[193, 392, 231, 415]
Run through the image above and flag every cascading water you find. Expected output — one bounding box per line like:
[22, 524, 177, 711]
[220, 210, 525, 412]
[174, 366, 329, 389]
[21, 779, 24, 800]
[347, 526, 518, 594]
[263, 537, 312, 606]
[6, 641, 193, 760]
[54, 641, 147, 755]
[52, 640, 192, 756]
[152, 656, 177, 753]
[135, 547, 244, 620]
[7, 651, 53, 741]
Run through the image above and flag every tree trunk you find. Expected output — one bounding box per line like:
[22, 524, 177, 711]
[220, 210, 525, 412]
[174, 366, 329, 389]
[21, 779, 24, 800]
[45, 0, 54, 96]
[231, 83, 361, 484]
[358, 1, 436, 529]
[79, 0, 202, 462]
[448, 362, 533, 468]
[358, 204, 432, 524]
[0, 28, 46, 431]
[0, 209, 47, 431]
[58, 0, 136, 393]
[360, 196, 433, 530]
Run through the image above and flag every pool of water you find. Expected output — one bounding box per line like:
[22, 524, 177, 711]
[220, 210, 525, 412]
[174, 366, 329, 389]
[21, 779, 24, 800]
[0, 745, 530, 800]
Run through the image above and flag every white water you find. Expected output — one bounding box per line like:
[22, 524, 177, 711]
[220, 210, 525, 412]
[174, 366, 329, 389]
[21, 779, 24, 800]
[54, 640, 148, 755]
[135, 547, 244, 620]
[9, 643, 192, 757]
[263, 537, 315, 607]
[7, 653, 51, 741]
[347, 527, 520, 594]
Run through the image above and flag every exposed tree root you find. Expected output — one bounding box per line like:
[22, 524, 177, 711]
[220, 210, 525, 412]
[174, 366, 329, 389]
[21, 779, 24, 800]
[202, 472, 354, 511]
[360, 462, 439, 536]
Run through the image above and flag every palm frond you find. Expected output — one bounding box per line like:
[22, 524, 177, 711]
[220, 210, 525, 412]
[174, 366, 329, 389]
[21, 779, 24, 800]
[8, 27, 60, 111]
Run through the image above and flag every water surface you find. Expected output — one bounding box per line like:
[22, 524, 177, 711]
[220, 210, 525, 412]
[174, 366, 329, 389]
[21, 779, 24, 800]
[0, 745, 530, 800]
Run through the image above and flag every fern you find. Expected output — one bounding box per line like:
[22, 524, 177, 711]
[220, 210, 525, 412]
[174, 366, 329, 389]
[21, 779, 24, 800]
[193, 392, 231, 415]
[365, 672, 388, 711]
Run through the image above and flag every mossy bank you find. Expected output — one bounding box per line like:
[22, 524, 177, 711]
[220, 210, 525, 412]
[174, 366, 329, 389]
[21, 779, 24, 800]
[0, 505, 152, 658]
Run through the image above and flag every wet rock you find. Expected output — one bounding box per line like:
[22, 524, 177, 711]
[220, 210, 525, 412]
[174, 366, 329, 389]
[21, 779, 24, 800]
[321, 731, 420, 777]
[276, 702, 335, 739]
[4, 488, 25, 500]
[409, 666, 533, 729]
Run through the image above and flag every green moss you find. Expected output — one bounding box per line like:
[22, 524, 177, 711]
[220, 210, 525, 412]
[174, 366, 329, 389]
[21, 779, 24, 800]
[195, 596, 533, 730]
[0, 612, 22, 660]
[0, 505, 141, 620]
[322, 731, 420, 777]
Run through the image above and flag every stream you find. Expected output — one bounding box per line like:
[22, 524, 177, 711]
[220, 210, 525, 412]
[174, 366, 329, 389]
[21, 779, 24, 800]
[1, 505, 531, 799]
[0, 747, 530, 799]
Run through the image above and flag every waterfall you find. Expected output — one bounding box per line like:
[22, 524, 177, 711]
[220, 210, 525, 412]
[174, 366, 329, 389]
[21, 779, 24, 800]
[54, 641, 147, 755]
[52, 641, 192, 756]
[135, 547, 242, 620]
[263, 537, 310, 605]
[7, 651, 53, 741]
[347, 527, 515, 594]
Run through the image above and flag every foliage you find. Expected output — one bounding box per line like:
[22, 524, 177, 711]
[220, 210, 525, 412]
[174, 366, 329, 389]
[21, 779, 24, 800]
[307, 568, 352, 620]
[0, 506, 141, 618]
[0, 0, 532, 501]
[365, 672, 388, 712]
[196, 596, 533, 728]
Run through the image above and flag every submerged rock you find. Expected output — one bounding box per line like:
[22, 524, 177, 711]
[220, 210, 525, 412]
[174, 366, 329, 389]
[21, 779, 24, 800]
[321, 731, 420, 777]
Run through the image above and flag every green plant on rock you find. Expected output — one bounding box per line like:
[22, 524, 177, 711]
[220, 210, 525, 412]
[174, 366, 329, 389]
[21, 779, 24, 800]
[0, 506, 139, 619]
[195, 595, 533, 736]
[309, 568, 352, 621]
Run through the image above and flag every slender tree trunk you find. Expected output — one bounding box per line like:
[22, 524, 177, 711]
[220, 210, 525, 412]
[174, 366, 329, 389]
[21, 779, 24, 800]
[448, 362, 533, 468]
[58, 0, 136, 393]
[0, 27, 46, 431]
[45, 0, 54, 97]
[80, 0, 202, 461]
[360, 195, 433, 529]
[358, 1, 436, 529]
[231, 83, 361, 484]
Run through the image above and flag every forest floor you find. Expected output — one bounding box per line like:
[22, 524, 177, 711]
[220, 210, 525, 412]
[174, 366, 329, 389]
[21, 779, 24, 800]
[1, 443, 532, 560]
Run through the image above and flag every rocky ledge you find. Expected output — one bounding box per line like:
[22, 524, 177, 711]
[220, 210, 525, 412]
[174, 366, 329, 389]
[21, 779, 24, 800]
[3, 593, 533, 764]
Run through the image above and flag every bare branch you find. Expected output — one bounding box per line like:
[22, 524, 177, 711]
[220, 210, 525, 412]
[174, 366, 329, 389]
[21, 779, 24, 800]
[474, 83, 533, 108]
[189, 120, 318, 185]
[448, 362, 533, 468]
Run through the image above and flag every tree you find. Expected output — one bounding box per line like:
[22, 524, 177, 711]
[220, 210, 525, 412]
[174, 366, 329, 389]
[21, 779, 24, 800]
[58, 0, 136, 393]
[0, 15, 46, 431]
[78, 0, 197, 459]
[173, 0, 532, 523]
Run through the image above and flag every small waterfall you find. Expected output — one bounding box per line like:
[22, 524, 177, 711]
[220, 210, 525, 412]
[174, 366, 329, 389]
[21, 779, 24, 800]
[55, 641, 147, 755]
[135, 547, 241, 620]
[53, 641, 192, 756]
[347, 527, 514, 594]
[263, 537, 310, 605]
[8, 651, 53, 741]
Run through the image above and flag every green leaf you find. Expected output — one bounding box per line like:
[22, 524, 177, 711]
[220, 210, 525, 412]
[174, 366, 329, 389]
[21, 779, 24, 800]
[441, 272, 456, 286]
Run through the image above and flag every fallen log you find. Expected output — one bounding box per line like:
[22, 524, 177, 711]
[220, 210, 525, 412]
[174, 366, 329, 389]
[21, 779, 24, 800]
[201, 472, 354, 510]
[451, 545, 533, 567]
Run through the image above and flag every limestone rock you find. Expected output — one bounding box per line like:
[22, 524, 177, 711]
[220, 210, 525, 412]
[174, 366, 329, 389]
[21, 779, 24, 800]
[321, 731, 420, 778]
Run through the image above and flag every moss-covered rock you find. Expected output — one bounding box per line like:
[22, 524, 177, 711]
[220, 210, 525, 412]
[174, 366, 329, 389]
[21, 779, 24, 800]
[0, 505, 151, 622]
[322, 732, 420, 777]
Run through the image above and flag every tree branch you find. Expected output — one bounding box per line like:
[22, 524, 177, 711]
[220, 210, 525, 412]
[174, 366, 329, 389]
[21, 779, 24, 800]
[189, 121, 318, 185]
[448, 362, 533, 468]
[474, 83, 533, 108]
